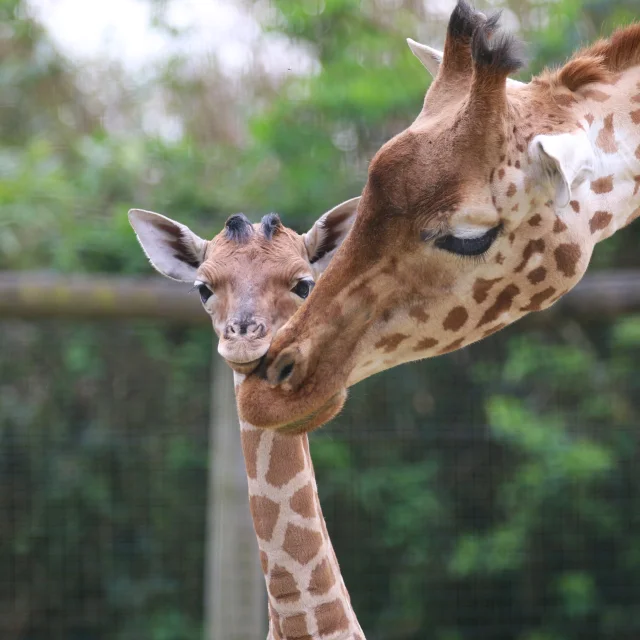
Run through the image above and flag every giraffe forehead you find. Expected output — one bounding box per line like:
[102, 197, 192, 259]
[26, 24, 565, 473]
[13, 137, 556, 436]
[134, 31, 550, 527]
[200, 231, 310, 287]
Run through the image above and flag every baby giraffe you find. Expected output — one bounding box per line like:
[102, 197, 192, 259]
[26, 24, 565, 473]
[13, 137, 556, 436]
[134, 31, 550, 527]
[128, 202, 365, 640]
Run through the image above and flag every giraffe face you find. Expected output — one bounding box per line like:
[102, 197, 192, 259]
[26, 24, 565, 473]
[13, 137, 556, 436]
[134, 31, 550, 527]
[128, 199, 360, 378]
[235, 1, 640, 432]
[197, 216, 314, 373]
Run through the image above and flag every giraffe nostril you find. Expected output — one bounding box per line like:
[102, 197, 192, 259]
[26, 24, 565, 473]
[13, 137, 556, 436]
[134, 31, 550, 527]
[266, 348, 306, 389]
[278, 362, 294, 384]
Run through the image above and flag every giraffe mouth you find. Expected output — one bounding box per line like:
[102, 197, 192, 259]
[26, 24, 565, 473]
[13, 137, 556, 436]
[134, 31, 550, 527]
[275, 391, 347, 435]
[224, 357, 263, 374]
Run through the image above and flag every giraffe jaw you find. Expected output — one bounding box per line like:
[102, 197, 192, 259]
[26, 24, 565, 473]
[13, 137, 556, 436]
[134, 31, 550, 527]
[237, 382, 347, 435]
[275, 392, 347, 435]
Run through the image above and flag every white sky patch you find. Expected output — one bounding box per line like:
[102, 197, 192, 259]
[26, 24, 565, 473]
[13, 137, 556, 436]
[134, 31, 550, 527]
[27, 0, 315, 76]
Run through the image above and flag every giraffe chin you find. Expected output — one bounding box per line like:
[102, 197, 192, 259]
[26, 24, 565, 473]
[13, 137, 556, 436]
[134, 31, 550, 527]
[237, 382, 347, 435]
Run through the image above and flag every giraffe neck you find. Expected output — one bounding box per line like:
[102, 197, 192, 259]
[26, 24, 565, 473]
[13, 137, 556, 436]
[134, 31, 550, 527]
[234, 376, 365, 640]
[572, 69, 640, 239]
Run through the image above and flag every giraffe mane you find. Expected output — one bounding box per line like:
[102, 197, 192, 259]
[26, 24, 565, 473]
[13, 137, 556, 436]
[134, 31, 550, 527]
[537, 22, 640, 93]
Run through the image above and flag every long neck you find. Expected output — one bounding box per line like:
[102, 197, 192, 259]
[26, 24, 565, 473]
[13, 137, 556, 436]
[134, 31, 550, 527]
[574, 68, 640, 238]
[233, 376, 365, 640]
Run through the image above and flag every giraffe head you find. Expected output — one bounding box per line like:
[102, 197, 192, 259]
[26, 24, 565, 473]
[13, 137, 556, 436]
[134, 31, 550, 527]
[128, 199, 359, 375]
[236, 1, 640, 431]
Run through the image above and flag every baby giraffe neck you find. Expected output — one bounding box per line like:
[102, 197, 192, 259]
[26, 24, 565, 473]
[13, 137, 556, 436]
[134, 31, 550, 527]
[234, 378, 364, 640]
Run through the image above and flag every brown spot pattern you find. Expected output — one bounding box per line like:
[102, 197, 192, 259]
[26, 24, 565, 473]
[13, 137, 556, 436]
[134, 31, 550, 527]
[553, 218, 568, 233]
[570, 200, 580, 213]
[555, 93, 576, 106]
[240, 429, 262, 480]
[443, 306, 469, 332]
[584, 113, 594, 126]
[282, 524, 323, 565]
[527, 267, 547, 285]
[269, 565, 301, 604]
[633, 92, 640, 103]
[554, 243, 582, 278]
[290, 482, 316, 519]
[582, 89, 610, 102]
[473, 277, 503, 303]
[477, 284, 520, 327]
[589, 210, 613, 234]
[591, 175, 614, 194]
[595, 114, 618, 153]
[632, 109, 640, 125]
[506, 183, 517, 197]
[375, 333, 409, 353]
[414, 337, 439, 351]
[282, 613, 310, 639]
[308, 557, 336, 596]
[315, 599, 349, 637]
[635, 176, 640, 196]
[266, 437, 306, 488]
[528, 214, 542, 227]
[520, 287, 557, 312]
[249, 496, 280, 541]
[260, 551, 268, 574]
[482, 322, 507, 338]
[514, 239, 545, 273]
[636, 145, 640, 161]
[409, 306, 429, 323]
[438, 338, 465, 355]
[495, 252, 505, 265]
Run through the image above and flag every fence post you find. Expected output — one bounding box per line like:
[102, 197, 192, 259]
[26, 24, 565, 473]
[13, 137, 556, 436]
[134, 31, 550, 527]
[205, 353, 266, 640]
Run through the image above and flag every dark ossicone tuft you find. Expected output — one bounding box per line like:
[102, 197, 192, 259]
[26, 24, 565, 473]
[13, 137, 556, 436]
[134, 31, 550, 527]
[261, 213, 282, 240]
[471, 13, 525, 75]
[225, 213, 253, 243]
[448, 0, 484, 40]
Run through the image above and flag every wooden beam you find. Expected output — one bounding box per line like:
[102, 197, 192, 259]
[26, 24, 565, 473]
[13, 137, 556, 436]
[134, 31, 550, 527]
[1, 270, 640, 323]
[0, 272, 204, 322]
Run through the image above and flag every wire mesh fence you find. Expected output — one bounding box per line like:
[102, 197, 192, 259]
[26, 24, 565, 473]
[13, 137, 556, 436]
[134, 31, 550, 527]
[2, 316, 640, 640]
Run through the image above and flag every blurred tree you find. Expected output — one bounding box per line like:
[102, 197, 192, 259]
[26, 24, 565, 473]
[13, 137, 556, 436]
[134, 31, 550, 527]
[2, 0, 640, 638]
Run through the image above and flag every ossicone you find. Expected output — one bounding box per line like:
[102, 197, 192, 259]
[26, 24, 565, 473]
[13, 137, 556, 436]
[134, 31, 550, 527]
[225, 213, 253, 243]
[471, 10, 525, 76]
[261, 213, 282, 240]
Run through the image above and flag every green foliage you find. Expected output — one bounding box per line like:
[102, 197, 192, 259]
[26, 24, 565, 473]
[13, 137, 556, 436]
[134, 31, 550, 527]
[3, 0, 640, 638]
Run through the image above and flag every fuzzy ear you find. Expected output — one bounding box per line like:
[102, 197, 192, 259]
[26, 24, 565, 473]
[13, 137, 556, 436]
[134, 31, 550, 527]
[406, 38, 443, 78]
[406, 37, 526, 87]
[303, 197, 360, 276]
[128, 209, 208, 282]
[529, 132, 595, 208]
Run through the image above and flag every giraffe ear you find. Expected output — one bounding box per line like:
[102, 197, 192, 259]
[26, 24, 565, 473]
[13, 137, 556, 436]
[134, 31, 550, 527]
[303, 197, 360, 276]
[529, 132, 595, 209]
[129, 209, 208, 282]
[407, 39, 443, 78]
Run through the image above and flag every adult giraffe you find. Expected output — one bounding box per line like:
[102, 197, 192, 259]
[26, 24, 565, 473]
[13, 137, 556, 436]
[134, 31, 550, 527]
[128, 204, 365, 639]
[237, 0, 640, 433]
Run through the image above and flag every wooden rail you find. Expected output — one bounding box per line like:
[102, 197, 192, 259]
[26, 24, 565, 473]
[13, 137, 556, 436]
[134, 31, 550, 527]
[1, 270, 639, 323]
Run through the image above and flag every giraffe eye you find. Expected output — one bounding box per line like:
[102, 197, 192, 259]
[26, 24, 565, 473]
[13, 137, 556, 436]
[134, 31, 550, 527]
[291, 279, 314, 299]
[198, 284, 213, 303]
[435, 224, 502, 257]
